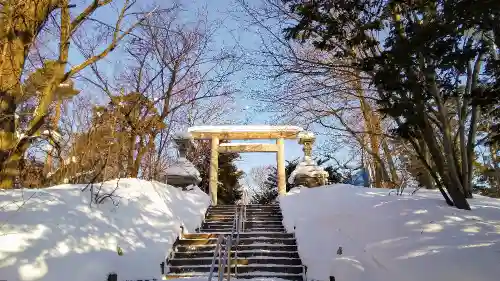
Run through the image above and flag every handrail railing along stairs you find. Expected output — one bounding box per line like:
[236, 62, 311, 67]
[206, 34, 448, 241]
[207, 203, 246, 281]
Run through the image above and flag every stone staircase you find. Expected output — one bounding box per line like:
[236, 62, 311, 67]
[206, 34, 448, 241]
[165, 204, 304, 280]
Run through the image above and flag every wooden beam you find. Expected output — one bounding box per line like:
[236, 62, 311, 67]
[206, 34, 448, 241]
[218, 143, 279, 153]
[189, 131, 300, 140]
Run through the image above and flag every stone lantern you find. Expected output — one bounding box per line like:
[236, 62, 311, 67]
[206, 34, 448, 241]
[165, 132, 202, 188]
[288, 131, 329, 188]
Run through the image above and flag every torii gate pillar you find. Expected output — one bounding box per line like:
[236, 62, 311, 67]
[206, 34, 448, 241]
[276, 138, 286, 195]
[210, 136, 219, 205]
[188, 125, 304, 206]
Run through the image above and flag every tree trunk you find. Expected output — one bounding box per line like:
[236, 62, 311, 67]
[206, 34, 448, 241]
[1, 1, 65, 188]
[0, 15, 25, 188]
[381, 136, 400, 187]
[420, 118, 470, 210]
[127, 134, 137, 177]
[0, 92, 18, 188]
[458, 97, 469, 193]
[418, 139, 436, 189]
[465, 104, 479, 198]
[130, 137, 149, 178]
[45, 100, 63, 174]
[356, 79, 384, 187]
[407, 135, 454, 206]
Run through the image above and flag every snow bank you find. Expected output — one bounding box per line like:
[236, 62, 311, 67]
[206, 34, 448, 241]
[0, 179, 210, 281]
[280, 185, 500, 281]
[287, 158, 328, 185]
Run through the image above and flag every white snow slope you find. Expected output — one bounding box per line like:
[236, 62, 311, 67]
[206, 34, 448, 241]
[280, 185, 500, 281]
[0, 179, 210, 281]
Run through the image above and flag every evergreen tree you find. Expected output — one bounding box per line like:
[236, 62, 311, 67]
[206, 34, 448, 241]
[281, 0, 500, 209]
[217, 152, 244, 204]
[187, 140, 244, 204]
[317, 158, 343, 184]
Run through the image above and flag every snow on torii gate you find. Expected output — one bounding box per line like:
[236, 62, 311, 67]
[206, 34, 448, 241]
[188, 125, 304, 205]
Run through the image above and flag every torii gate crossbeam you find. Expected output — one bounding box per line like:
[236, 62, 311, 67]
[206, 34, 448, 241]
[187, 125, 304, 205]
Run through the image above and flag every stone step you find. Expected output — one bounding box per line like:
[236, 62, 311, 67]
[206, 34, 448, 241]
[204, 217, 283, 222]
[202, 223, 284, 227]
[208, 207, 280, 211]
[177, 237, 297, 246]
[168, 257, 302, 266]
[243, 204, 280, 207]
[203, 220, 283, 225]
[164, 272, 303, 281]
[207, 207, 280, 211]
[208, 207, 280, 210]
[208, 208, 281, 212]
[167, 264, 304, 274]
[201, 224, 285, 229]
[182, 232, 294, 239]
[200, 226, 285, 232]
[208, 205, 279, 208]
[207, 212, 282, 217]
[205, 215, 283, 220]
[204, 220, 283, 224]
[242, 216, 283, 220]
[175, 244, 298, 252]
[202, 221, 283, 228]
[199, 228, 286, 233]
[172, 250, 300, 259]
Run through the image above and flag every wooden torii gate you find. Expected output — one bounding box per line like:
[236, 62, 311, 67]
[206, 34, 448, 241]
[188, 125, 304, 205]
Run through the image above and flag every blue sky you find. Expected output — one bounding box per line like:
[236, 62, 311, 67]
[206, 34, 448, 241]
[180, 0, 315, 173]
[69, 0, 328, 175]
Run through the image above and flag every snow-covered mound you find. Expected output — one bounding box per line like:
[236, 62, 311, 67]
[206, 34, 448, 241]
[280, 185, 500, 281]
[0, 179, 210, 281]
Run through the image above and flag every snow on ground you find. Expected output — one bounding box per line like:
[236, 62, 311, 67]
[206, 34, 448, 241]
[280, 185, 500, 281]
[0, 179, 210, 281]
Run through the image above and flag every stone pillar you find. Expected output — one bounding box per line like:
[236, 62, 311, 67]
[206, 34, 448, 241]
[299, 132, 315, 161]
[288, 131, 329, 188]
[175, 134, 190, 158]
[276, 138, 286, 195]
[209, 136, 219, 205]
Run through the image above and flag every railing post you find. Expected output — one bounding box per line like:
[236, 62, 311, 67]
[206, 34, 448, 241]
[208, 205, 245, 281]
[227, 237, 232, 281]
[218, 239, 224, 281]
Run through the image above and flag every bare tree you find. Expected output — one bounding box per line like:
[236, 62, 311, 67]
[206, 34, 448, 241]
[234, 0, 401, 188]
[76, 6, 241, 180]
[0, 0, 154, 188]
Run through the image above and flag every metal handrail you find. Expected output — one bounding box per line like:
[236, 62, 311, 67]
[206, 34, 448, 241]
[207, 205, 245, 281]
[208, 235, 224, 281]
[234, 204, 245, 277]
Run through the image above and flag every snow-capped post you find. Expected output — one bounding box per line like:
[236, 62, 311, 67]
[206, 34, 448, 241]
[165, 132, 202, 188]
[288, 131, 329, 188]
[160, 261, 165, 275]
[107, 272, 117, 281]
